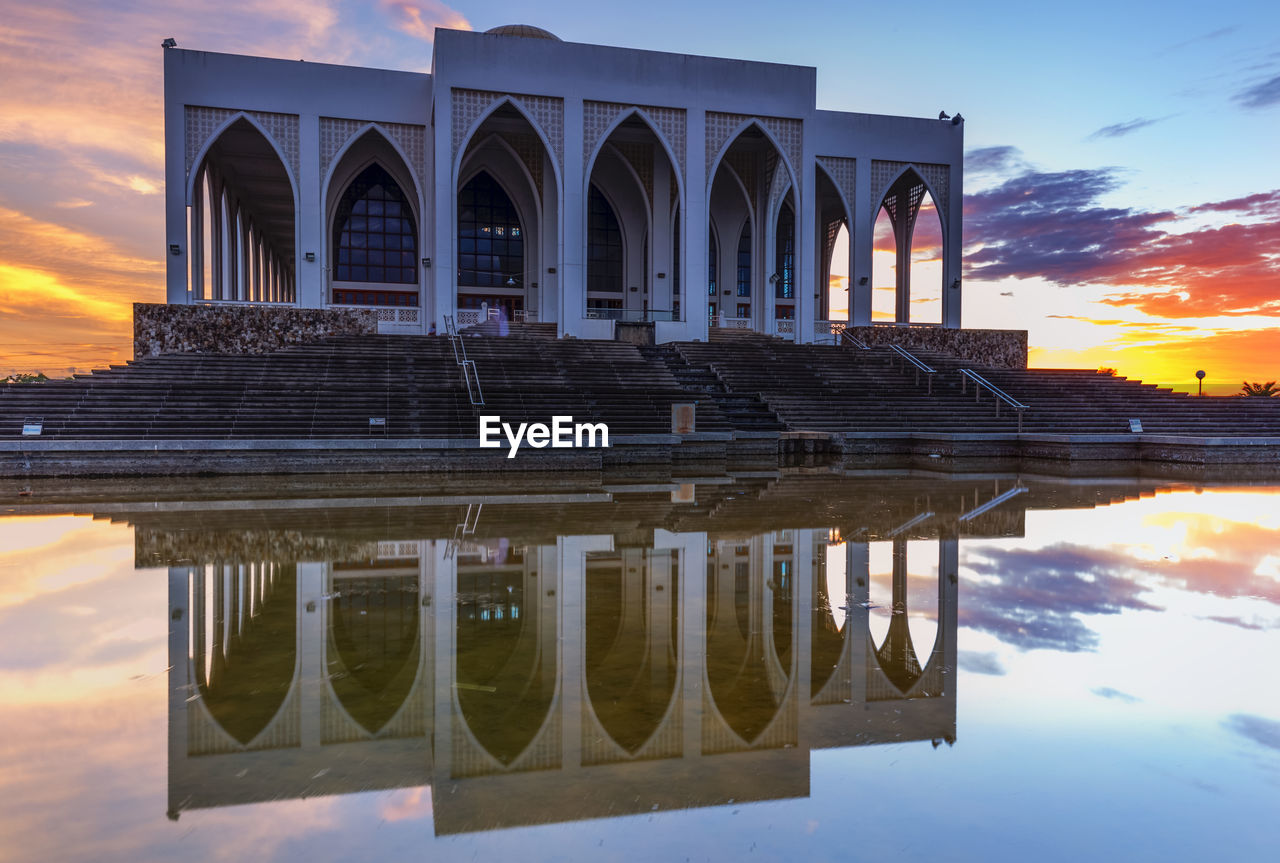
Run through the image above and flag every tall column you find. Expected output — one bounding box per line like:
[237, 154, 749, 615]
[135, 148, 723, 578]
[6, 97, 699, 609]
[652, 153, 674, 315]
[190, 171, 204, 301]
[298, 113, 323, 308]
[560, 97, 585, 338]
[686, 110, 709, 342]
[851, 159, 873, 325]
[297, 562, 325, 749]
[430, 90, 455, 336]
[894, 217, 913, 323]
[209, 172, 224, 300]
[796, 140, 816, 343]
[941, 155, 963, 328]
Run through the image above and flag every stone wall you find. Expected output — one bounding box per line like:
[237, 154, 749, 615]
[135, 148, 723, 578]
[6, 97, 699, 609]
[134, 303, 377, 359]
[845, 325, 1027, 369]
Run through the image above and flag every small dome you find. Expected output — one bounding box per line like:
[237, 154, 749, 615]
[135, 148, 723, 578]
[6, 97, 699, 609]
[484, 24, 561, 41]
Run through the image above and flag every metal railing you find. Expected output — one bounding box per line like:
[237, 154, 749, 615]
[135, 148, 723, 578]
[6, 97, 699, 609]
[888, 344, 936, 394]
[840, 329, 869, 350]
[959, 368, 1027, 431]
[443, 315, 484, 406]
[958, 485, 1028, 522]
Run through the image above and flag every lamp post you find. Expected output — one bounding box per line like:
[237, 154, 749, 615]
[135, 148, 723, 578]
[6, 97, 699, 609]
[1196, 369, 1206, 397]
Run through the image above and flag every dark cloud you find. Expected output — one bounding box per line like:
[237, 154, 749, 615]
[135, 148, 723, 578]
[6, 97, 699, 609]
[957, 650, 1006, 675]
[965, 146, 1029, 177]
[1202, 614, 1266, 631]
[959, 544, 1162, 653]
[964, 167, 1280, 316]
[1087, 117, 1164, 140]
[1235, 74, 1280, 109]
[1223, 713, 1280, 751]
[1092, 686, 1141, 703]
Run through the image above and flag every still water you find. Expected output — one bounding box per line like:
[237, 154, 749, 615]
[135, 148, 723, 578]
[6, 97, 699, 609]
[0, 470, 1277, 862]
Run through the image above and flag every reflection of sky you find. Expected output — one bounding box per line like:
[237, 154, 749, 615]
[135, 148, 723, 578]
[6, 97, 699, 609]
[1, 487, 1278, 861]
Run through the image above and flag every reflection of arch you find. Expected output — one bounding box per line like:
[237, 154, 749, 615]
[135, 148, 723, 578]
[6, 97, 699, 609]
[328, 571, 421, 734]
[188, 115, 298, 303]
[454, 564, 556, 766]
[583, 552, 680, 756]
[869, 539, 945, 697]
[704, 543, 795, 747]
[193, 562, 298, 746]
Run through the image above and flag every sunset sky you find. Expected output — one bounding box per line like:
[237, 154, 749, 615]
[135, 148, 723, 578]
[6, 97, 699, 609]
[1, 0, 1277, 393]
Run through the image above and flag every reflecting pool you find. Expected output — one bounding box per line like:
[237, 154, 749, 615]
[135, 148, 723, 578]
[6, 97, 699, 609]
[1, 470, 1277, 861]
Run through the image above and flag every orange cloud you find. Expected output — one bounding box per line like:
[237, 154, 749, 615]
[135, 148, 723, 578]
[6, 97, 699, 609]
[380, 1, 472, 40]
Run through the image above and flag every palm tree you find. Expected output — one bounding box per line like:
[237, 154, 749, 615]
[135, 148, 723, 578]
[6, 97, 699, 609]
[1239, 381, 1279, 397]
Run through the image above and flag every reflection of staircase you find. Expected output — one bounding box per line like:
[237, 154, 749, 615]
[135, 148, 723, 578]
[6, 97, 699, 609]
[445, 503, 482, 560]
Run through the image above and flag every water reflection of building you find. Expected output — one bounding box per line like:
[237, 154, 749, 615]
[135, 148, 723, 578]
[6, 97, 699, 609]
[165, 500, 961, 833]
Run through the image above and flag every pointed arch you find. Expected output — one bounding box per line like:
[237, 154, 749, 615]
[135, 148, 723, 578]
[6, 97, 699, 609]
[705, 119, 800, 210]
[453, 96, 563, 193]
[186, 111, 298, 209]
[583, 107, 685, 206]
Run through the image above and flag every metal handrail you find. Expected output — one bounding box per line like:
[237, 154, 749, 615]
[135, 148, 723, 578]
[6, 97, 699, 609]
[959, 368, 1028, 431]
[840, 330, 869, 350]
[958, 485, 1027, 522]
[887, 344, 935, 394]
[444, 314, 484, 405]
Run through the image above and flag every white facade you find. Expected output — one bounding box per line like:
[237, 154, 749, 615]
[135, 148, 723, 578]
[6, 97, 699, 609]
[163, 26, 965, 342]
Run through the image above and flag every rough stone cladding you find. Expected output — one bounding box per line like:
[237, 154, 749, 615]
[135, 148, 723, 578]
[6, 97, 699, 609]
[845, 326, 1028, 369]
[134, 303, 377, 359]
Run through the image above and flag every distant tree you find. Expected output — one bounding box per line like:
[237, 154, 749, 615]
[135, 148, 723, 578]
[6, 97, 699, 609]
[1097, 367, 1116, 376]
[4, 372, 50, 384]
[1239, 381, 1279, 397]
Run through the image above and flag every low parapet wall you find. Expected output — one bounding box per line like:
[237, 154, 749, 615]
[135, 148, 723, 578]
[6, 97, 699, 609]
[846, 326, 1027, 369]
[134, 303, 377, 359]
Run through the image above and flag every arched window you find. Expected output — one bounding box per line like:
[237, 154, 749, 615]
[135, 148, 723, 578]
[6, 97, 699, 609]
[332, 164, 417, 306]
[775, 201, 795, 313]
[458, 171, 523, 298]
[587, 184, 623, 309]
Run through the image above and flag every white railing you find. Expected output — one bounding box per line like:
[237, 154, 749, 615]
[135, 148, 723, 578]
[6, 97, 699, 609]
[775, 318, 796, 336]
[514, 309, 538, 322]
[711, 315, 752, 329]
[815, 320, 847, 336]
[455, 309, 483, 327]
[329, 305, 418, 332]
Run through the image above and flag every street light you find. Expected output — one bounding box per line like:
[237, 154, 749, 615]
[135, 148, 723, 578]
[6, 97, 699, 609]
[1196, 369, 1206, 397]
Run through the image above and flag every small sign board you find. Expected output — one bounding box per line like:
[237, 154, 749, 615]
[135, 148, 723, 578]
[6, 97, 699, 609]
[369, 417, 386, 435]
[21, 418, 42, 436]
[1128, 418, 1143, 433]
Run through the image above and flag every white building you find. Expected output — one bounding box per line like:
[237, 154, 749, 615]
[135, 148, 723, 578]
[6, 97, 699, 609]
[163, 25, 964, 342]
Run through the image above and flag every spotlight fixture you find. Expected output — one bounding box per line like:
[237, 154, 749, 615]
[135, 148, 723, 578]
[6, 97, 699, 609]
[161, 38, 177, 49]
[421, 257, 431, 268]
[768, 273, 780, 284]
[858, 276, 869, 286]
[305, 251, 316, 262]
[506, 277, 516, 286]
[950, 278, 961, 290]
[168, 243, 181, 256]
[938, 111, 950, 120]
[951, 113, 964, 126]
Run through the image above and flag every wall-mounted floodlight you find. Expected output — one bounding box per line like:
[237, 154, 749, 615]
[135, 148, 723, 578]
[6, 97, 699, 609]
[421, 257, 431, 268]
[858, 276, 869, 286]
[168, 243, 181, 256]
[769, 273, 780, 284]
[950, 278, 961, 289]
[657, 272, 666, 279]
[546, 266, 557, 274]
[305, 251, 316, 262]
